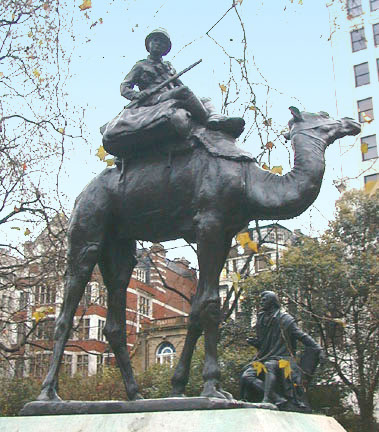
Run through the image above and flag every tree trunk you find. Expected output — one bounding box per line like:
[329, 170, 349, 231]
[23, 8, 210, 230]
[357, 395, 377, 432]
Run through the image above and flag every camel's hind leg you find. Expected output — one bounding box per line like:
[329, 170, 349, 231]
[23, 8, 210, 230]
[99, 237, 142, 401]
[37, 224, 102, 401]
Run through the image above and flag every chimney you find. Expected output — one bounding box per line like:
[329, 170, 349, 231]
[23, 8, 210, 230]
[149, 243, 167, 290]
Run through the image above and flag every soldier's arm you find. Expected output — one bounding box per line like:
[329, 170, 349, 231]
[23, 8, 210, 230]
[120, 62, 143, 100]
[165, 61, 184, 87]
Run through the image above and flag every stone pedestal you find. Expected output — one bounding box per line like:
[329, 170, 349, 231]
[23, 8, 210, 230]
[0, 398, 347, 432]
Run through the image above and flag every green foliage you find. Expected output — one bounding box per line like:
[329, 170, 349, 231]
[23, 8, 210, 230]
[0, 377, 40, 416]
[241, 190, 378, 431]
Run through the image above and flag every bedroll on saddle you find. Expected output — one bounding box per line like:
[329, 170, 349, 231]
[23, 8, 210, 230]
[101, 100, 187, 158]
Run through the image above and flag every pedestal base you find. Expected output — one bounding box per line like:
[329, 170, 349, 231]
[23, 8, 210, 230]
[0, 410, 347, 432]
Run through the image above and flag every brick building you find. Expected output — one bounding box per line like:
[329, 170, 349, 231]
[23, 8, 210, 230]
[0, 224, 197, 378]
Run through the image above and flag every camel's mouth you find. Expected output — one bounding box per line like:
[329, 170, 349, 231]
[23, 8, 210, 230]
[341, 117, 361, 136]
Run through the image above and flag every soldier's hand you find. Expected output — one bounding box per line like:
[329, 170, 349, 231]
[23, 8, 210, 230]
[133, 89, 152, 101]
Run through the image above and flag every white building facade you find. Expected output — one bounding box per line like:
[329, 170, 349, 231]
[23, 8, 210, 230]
[327, 0, 378, 192]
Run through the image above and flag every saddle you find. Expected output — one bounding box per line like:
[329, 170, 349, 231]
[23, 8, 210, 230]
[101, 101, 254, 163]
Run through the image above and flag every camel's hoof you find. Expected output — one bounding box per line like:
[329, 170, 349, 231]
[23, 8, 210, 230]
[169, 391, 185, 398]
[201, 390, 227, 399]
[218, 389, 234, 400]
[129, 392, 144, 401]
[36, 387, 62, 402]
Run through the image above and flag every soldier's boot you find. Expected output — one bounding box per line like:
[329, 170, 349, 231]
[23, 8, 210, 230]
[202, 98, 245, 138]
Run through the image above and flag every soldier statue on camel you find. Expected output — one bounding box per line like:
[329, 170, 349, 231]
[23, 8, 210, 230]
[101, 28, 245, 159]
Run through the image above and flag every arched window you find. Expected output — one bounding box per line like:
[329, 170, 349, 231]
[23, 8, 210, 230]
[156, 342, 176, 366]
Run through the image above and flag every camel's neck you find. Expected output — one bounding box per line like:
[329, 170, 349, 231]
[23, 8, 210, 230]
[245, 132, 326, 220]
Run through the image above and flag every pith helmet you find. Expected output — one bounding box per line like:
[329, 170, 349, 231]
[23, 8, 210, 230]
[145, 28, 172, 56]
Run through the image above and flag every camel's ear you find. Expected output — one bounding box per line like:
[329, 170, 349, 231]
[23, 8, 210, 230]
[289, 106, 302, 122]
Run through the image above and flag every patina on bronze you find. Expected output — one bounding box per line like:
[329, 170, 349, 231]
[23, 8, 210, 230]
[240, 291, 323, 412]
[33, 27, 360, 404]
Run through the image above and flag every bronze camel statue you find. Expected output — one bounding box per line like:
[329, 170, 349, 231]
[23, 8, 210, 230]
[37, 109, 360, 401]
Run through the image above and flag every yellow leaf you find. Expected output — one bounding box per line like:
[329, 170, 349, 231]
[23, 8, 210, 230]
[32, 69, 40, 78]
[24, 228, 31, 236]
[262, 163, 269, 170]
[278, 359, 292, 378]
[99, 18, 103, 24]
[11, 13, 15, 20]
[364, 179, 379, 196]
[298, 0, 303, 4]
[271, 166, 283, 175]
[105, 158, 115, 167]
[247, 241, 258, 253]
[79, 0, 92, 11]
[32, 311, 44, 323]
[361, 112, 373, 123]
[361, 142, 368, 154]
[43, 3, 50, 11]
[236, 0, 243, 4]
[32, 307, 51, 323]
[58, 128, 65, 134]
[252, 361, 267, 376]
[268, 258, 275, 265]
[249, 106, 256, 111]
[266, 141, 274, 150]
[263, 118, 272, 127]
[236, 232, 250, 248]
[14, 206, 20, 213]
[333, 318, 347, 328]
[96, 146, 108, 161]
[231, 272, 241, 293]
[219, 84, 227, 93]
[28, 31, 33, 38]
[11, 227, 20, 230]
[0, 72, 3, 78]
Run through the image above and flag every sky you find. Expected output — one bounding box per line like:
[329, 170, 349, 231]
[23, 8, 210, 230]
[12, 0, 354, 263]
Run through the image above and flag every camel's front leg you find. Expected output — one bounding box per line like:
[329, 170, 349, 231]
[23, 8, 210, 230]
[196, 216, 233, 399]
[171, 217, 232, 398]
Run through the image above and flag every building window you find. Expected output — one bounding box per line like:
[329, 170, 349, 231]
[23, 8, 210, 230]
[29, 352, 52, 378]
[76, 318, 90, 340]
[135, 268, 147, 283]
[371, 0, 379, 12]
[354, 62, 370, 87]
[97, 319, 106, 342]
[79, 284, 92, 307]
[374, 23, 379, 47]
[361, 135, 378, 161]
[97, 285, 107, 307]
[156, 342, 176, 366]
[347, 0, 362, 17]
[35, 285, 56, 305]
[19, 291, 29, 309]
[255, 255, 268, 272]
[138, 295, 151, 317]
[351, 28, 366, 52]
[17, 322, 26, 344]
[62, 354, 73, 376]
[97, 355, 103, 374]
[76, 354, 88, 376]
[357, 98, 374, 123]
[34, 319, 55, 340]
[364, 173, 378, 193]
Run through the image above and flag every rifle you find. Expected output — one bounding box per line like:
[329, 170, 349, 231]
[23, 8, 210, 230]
[126, 58, 202, 109]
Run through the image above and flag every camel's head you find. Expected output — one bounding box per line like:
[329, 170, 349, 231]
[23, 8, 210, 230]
[283, 107, 361, 147]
